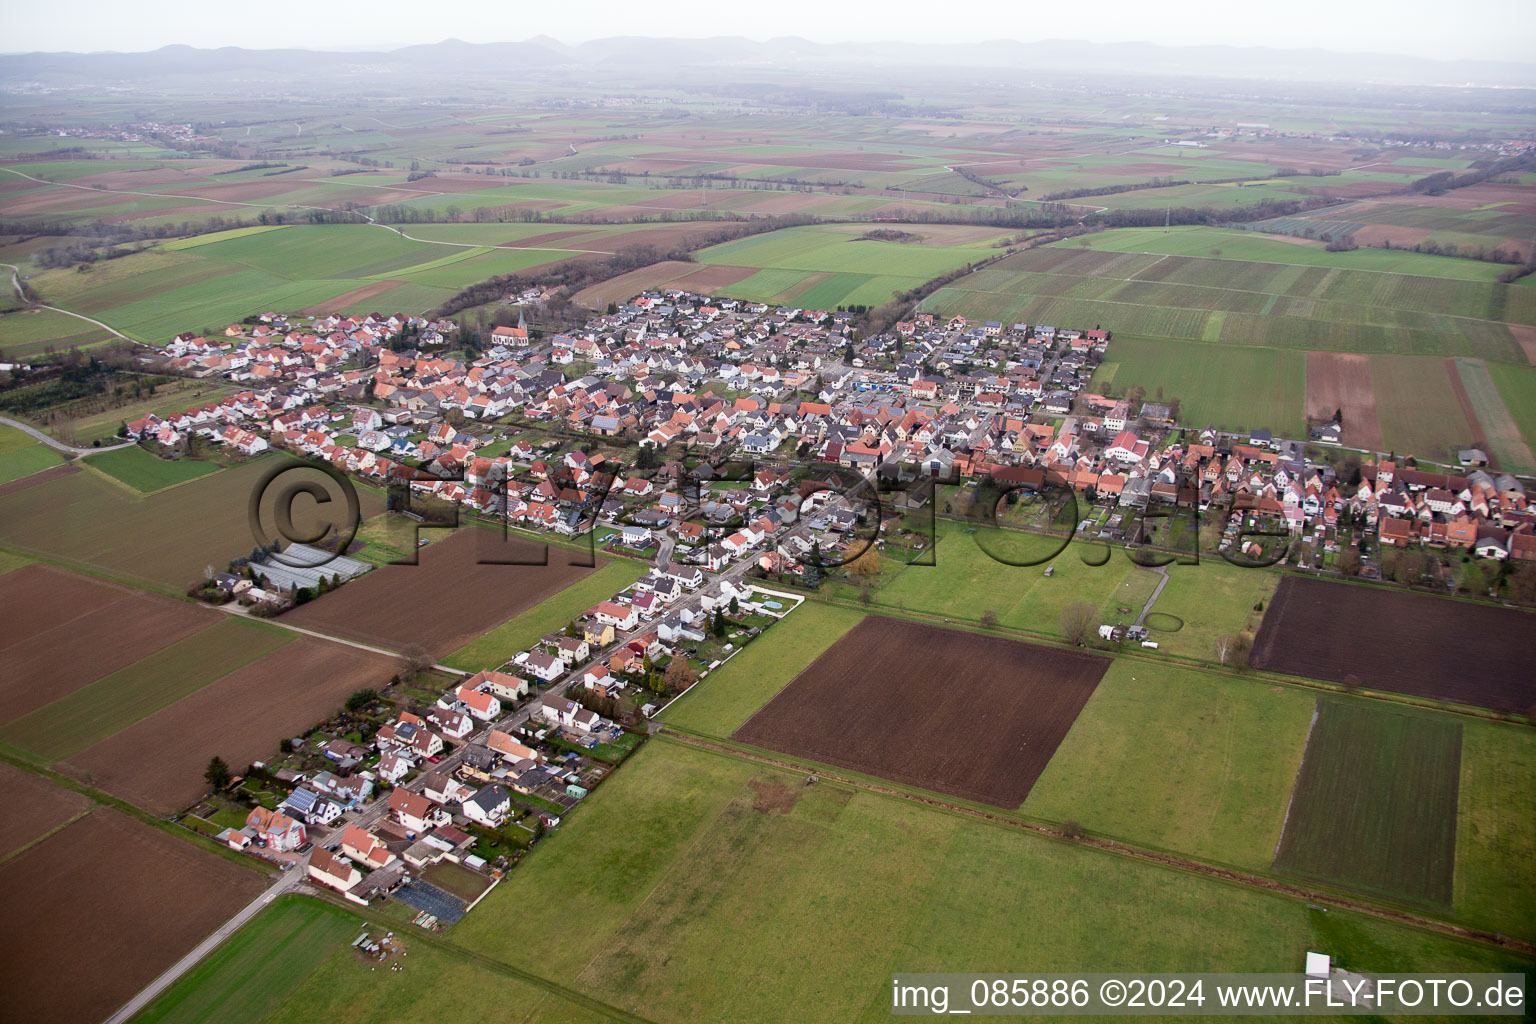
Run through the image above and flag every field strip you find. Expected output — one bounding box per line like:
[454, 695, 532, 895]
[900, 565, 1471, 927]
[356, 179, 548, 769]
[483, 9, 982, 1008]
[1453, 357, 1536, 473]
[1125, 253, 1170, 280]
[658, 731, 1536, 957]
[0, 806, 91, 867]
[1062, 237, 1514, 281]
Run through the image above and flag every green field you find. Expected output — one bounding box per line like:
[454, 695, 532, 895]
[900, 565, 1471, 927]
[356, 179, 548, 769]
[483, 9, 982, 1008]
[1487, 360, 1536, 462]
[1372, 355, 1482, 464]
[130, 896, 358, 1024]
[661, 602, 866, 737]
[923, 237, 1531, 362]
[1453, 358, 1536, 474]
[0, 306, 116, 357]
[1095, 336, 1306, 436]
[1025, 661, 1314, 871]
[0, 424, 63, 484]
[449, 737, 1529, 1024]
[1142, 560, 1279, 660]
[1455, 720, 1536, 942]
[85, 445, 221, 492]
[0, 617, 289, 761]
[691, 225, 996, 308]
[0, 454, 384, 591]
[1274, 699, 1463, 907]
[443, 556, 649, 672]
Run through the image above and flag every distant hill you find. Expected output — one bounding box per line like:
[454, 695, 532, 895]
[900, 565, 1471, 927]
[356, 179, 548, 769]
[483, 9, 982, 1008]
[2, 35, 1532, 89]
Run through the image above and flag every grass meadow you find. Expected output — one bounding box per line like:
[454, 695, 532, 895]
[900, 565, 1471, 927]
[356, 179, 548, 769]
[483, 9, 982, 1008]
[0, 424, 63, 484]
[84, 445, 221, 493]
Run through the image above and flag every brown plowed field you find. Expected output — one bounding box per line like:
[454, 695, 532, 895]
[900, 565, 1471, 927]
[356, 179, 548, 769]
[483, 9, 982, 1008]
[1305, 351, 1383, 450]
[1252, 576, 1536, 711]
[573, 259, 698, 308]
[0, 762, 90, 858]
[0, 564, 129, 651]
[0, 587, 219, 723]
[0, 461, 77, 497]
[281, 527, 596, 657]
[673, 264, 758, 292]
[0, 808, 263, 1024]
[732, 616, 1108, 807]
[66, 637, 395, 813]
[300, 279, 402, 314]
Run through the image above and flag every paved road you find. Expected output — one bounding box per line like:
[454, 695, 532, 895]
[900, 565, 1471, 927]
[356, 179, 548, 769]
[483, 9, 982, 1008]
[101, 858, 308, 1024]
[0, 413, 136, 456]
[1133, 565, 1170, 627]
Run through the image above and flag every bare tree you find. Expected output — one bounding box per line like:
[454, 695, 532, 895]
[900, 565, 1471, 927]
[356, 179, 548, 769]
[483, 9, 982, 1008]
[664, 656, 697, 693]
[397, 643, 432, 680]
[1060, 601, 1097, 645]
[980, 609, 999, 628]
[1214, 635, 1236, 665]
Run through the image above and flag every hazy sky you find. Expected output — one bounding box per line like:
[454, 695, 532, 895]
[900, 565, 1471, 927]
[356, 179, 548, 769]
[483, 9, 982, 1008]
[10, 0, 1535, 62]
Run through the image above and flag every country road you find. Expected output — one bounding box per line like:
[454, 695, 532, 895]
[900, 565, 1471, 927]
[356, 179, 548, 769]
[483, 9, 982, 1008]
[1, 262, 136, 343]
[0, 413, 136, 455]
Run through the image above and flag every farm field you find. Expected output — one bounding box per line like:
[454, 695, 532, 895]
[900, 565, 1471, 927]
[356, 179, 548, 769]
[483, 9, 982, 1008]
[65, 635, 396, 814]
[84, 444, 221, 492]
[1304, 351, 1383, 450]
[685, 224, 1001, 308]
[1488, 361, 1536, 456]
[129, 896, 360, 1024]
[924, 235, 1532, 362]
[0, 306, 116, 357]
[1451, 357, 1536, 474]
[1094, 336, 1306, 437]
[0, 759, 91, 858]
[0, 564, 220, 722]
[1252, 576, 1536, 712]
[0, 454, 383, 591]
[0, 804, 265, 1024]
[5, 223, 600, 345]
[1371, 355, 1483, 465]
[732, 616, 1108, 807]
[453, 737, 1532, 1024]
[0, 615, 289, 762]
[1454, 720, 1536, 942]
[0, 423, 64, 483]
[1023, 661, 1314, 871]
[281, 526, 598, 658]
[1273, 699, 1462, 907]
[443, 555, 648, 671]
[661, 602, 867, 738]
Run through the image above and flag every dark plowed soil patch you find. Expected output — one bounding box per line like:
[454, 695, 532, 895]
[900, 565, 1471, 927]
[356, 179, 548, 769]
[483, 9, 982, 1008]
[301, 279, 403, 315]
[0, 590, 219, 723]
[0, 762, 90, 858]
[0, 564, 128, 652]
[733, 616, 1108, 807]
[499, 229, 592, 248]
[1252, 576, 1536, 712]
[66, 637, 395, 814]
[1305, 351, 1383, 450]
[747, 778, 801, 815]
[674, 264, 758, 292]
[0, 808, 263, 1024]
[572, 260, 697, 308]
[0, 461, 78, 497]
[280, 527, 595, 658]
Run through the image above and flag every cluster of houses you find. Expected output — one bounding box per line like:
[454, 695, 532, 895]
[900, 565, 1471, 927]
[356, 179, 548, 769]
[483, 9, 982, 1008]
[132, 286, 1532, 611]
